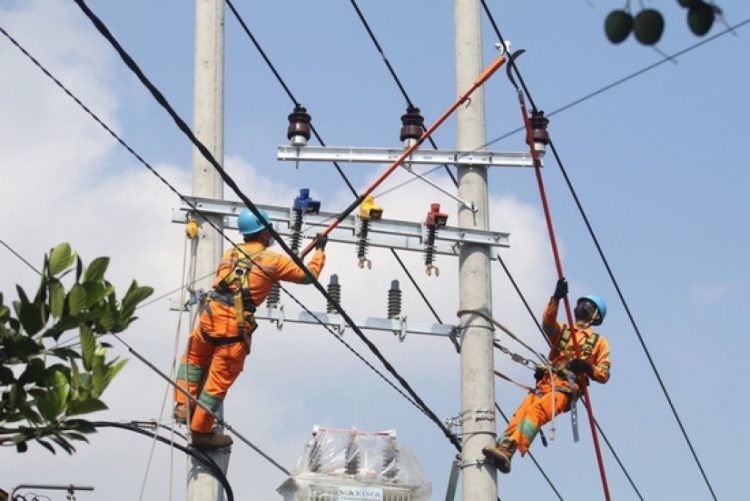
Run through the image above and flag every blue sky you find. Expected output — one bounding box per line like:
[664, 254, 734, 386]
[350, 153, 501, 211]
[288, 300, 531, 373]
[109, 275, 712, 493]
[2, 1, 749, 499]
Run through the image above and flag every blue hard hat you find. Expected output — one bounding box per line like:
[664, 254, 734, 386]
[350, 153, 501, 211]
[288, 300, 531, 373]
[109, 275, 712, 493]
[237, 208, 271, 236]
[578, 294, 607, 325]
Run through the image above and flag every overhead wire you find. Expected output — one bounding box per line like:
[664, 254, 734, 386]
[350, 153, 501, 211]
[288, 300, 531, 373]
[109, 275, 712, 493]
[0, 20, 438, 462]
[70, 0, 463, 451]
[0, 239, 42, 276]
[480, 1, 715, 497]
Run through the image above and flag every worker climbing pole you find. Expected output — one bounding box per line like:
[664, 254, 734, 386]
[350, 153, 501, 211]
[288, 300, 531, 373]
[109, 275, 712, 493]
[493, 49, 612, 500]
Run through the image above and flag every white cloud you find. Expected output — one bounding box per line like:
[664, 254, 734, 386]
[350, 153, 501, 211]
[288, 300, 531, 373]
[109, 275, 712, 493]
[690, 282, 732, 306]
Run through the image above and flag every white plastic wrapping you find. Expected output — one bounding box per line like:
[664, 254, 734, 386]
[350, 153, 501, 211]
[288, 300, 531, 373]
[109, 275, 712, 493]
[278, 426, 432, 501]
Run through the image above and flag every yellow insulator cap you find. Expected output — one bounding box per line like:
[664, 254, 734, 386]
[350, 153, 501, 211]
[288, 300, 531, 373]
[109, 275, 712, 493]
[186, 218, 199, 239]
[359, 195, 383, 221]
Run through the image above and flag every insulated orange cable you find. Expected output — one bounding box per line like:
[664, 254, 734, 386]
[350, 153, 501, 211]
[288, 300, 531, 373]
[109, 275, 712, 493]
[300, 54, 507, 257]
[515, 88, 612, 500]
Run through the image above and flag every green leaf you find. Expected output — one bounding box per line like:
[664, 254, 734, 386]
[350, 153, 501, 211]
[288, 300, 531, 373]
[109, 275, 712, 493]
[48, 243, 75, 276]
[68, 397, 108, 416]
[51, 370, 70, 409]
[36, 391, 61, 421]
[0, 366, 15, 384]
[79, 324, 96, 371]
[19, 358, 45, 385]
[83, 282, 115, 309]
[49, 279, 65, 319]
[83, 257, 110, 283]
[91, 352, 105, 396]
[100, 358, 128, 393]
[68, 283, 87, 317]
[37, 438, 56, 454]
[121, 282, 154, 317]
[50, 433, 75, 454]
[49, 347, 81, 360]
[19, 301, 45, 336]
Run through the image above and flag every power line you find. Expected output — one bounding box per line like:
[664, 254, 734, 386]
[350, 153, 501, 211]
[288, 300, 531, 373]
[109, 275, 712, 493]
[70, 0, 462, 451]
[480, 1, 719, 498]
[0, 239, 41, 276]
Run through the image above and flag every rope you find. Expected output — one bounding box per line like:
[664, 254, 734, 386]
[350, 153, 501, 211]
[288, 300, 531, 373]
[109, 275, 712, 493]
[136, 235, 192, 501]
[512, 80, 611, 500]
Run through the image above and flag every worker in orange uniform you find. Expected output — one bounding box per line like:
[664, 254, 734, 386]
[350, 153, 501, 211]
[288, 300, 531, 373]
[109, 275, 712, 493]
[483, 277, 611, 473]
[174, 207, 327, 448]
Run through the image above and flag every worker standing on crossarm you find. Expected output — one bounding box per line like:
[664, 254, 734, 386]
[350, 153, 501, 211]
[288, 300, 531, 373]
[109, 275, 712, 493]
[174, 207, 327, 448]
[482, 277, 611, 473]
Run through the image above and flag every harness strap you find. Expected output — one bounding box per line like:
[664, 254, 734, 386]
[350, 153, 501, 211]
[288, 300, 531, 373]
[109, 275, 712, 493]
[200, 331, 245, 346]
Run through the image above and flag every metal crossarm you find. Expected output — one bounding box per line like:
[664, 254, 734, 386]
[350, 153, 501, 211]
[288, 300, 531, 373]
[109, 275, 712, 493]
[172, 197, 510, 255]
[277, 145, 535, 168]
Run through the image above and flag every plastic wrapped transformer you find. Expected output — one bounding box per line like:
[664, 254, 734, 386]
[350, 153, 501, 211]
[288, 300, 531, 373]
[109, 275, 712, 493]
[277, 426, 432, 501]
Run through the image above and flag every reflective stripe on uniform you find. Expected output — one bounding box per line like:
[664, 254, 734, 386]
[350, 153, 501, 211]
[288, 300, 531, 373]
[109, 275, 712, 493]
[176, 362, 204, 384]
[198, 390, 224, 412]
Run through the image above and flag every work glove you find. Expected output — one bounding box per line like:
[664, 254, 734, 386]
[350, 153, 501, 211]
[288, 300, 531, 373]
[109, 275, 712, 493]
[553, 277, 568, 301]
[314, 233, 328, 251]
[567, 358, 594, 377]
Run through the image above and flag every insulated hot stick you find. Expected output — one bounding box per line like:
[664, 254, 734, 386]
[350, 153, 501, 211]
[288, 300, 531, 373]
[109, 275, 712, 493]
[508, 50, 611, 501]
[300, 53, 507, 257]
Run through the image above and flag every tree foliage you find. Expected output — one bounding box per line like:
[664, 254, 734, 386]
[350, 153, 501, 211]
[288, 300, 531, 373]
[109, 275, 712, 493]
[0, 243, 153, 454]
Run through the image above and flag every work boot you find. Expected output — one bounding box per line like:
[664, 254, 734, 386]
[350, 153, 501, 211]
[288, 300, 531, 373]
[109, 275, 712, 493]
[173, 403, 189, 424]
[190, 431, 233, 449]
[482, 439, 517, 474]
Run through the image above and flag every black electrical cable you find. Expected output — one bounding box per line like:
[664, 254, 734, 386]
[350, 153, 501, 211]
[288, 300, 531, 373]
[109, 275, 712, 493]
[480, 2, 719, 497]
[91, 421, 234, 501]
[481, 17, 750, 150]
[349, 0, 458, 187]
[0, 23, 429, 429]
[224, 0, 451, 356]
[0, 239, 41, 275]
[71, 0, 462, 452]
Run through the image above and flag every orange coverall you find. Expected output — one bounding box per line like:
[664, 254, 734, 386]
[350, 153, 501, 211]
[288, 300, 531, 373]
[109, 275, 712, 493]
[175, 241, 325, 433]
[499, 297, 610, 455]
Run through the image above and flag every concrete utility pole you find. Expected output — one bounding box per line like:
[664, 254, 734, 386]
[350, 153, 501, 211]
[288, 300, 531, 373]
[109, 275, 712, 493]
[454, 1, 498, 500]
[189, 0, 228, 499]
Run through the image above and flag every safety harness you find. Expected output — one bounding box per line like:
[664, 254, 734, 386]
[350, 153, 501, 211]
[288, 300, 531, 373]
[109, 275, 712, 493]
[203, 248, 265, 350]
